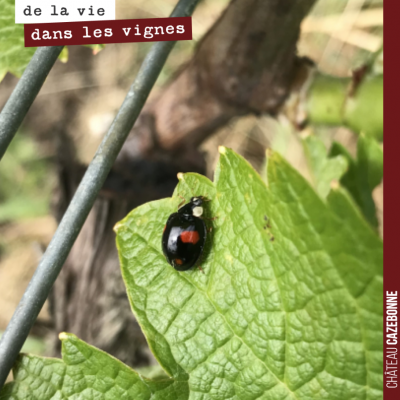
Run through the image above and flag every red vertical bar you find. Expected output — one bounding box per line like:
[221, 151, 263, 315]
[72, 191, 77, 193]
[384, 1, 399, 399]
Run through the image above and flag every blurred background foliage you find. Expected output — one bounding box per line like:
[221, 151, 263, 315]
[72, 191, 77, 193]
[0, 0, 383, 361]
[0, 133, 53, 223]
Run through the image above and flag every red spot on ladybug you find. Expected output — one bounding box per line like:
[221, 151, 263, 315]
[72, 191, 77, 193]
[175, 258, 183, 265]
[180, 231, 200, 244]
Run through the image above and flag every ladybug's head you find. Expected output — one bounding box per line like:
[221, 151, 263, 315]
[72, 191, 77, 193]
[190, 196, 204, 207]
[179, 196, 208, 219]
[190, 196, 205, 218]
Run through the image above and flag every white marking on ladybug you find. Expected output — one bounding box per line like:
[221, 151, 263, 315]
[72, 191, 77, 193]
[193, 206, 203, 217]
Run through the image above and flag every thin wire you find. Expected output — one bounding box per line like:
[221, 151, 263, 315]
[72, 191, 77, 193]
[0, 46, 64, 160]
[0, 0, 199, 388]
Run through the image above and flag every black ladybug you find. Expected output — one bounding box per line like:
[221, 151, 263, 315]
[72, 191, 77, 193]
[162, 196, 208, 271]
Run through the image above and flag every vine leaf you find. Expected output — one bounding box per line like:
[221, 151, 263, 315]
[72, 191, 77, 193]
[0, 333, 187, 400]
[116, 147, 382, 399]
[329, 134, 383, 228]
[1, 148, 383, 399]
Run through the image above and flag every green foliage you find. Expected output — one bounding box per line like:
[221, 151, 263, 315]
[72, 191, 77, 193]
[302, 135, 348, 198]
[1, 148, 383, 399]
[0, 0, 36, 80]
[307, 74, 383, 141]
[330, 134, 383, 229]
[307, 75, 349, 126]
[344, 76, 383, 141]
[0, 0, 104, 80]
[0, 333, 185, 400]
[0, 133, 53, 222]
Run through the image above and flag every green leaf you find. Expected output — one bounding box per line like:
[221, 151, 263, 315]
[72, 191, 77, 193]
[0, 333, 187, 400]
[115, 147, 382, 399]
[0, 1, 105, 80]
[307, 75, 349, 126]
[0, 0, 36, 79]
[357, 135, 383, 193]
[330, 135, 383, 229]
[302, 135, 348, 198]
[344, 76, 383, 142]
[2, 148, 383, 399]
[306, 74, 383, 141]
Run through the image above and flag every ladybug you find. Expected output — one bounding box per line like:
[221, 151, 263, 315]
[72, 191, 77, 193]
[162, 196, 208, 271]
